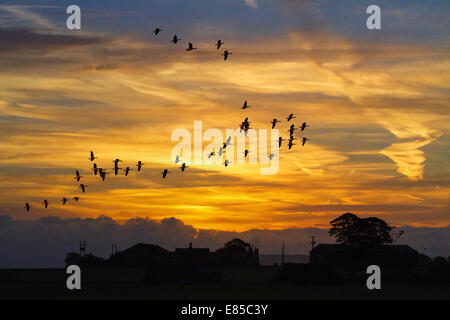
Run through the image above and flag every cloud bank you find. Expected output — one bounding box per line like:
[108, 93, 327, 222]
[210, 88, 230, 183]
[0, 215, 448, 268]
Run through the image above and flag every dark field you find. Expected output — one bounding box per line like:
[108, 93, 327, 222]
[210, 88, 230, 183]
[0, 268, 449, 300]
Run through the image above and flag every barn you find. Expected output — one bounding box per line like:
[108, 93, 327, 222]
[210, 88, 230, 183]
[309, 244, 419, 271]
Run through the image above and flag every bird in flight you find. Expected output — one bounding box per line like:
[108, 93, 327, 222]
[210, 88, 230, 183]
[92, 163, 98, 176]
[302, 137, 310, 146]
[241, 100, 251, 109]
[240, 118, 251, 133]
[136, 161, 144, 172]
[226, 136, 232, 147]
[223, 136, 232, 150]
[153, 27, 163, 35]
[287, 114, 296, 122]
[100, 170, 109, 181]
[240, 117, 250, 127]
[300, 122, 310, 131]
[222, 50, 232, 61]
[288, 139, 296, 150]
[89, 151, 97, 162]
[62, 198, 69, 205]
[174, 155, 181, 164]
[171, 34, 181, 44]
[25, 202, 31, 212]
[244, 150, 250, 158]
[279, 137, 285, 148]
[208, 151, 216, 159]
[271, 118, 281, 129]
[73, 196, 80, 202]
[224, 159, 231, 167]
[124, 167, 132, 176]
[42, 199, 49, 208]
[269, 153, 277, 161]
[289, 124, 297, 136]
[186, 42, 197, 51]
[79, 184, 87, 193]
[113, 159, 122, 175]
[74, 170, 82, 182]
[216, 40, 224, 50]
[113, 165, 121, 176]
[162, 169, 171, 178]
[181, 163, 188, 172]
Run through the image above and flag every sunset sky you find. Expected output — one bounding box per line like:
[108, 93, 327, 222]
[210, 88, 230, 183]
[0, 0, 448, 232]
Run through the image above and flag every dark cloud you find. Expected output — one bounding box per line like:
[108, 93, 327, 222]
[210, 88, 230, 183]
[0, 28, 108, 52]
[0, 215, 195, 268]
[357, 94, 450, 116]
[0, 215, 448, 267]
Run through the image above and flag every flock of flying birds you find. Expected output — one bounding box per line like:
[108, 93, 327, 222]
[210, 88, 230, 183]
[240, 100, 311, 151]
[24, 152, 150, 212]
[153, 27, 232, 60]
[23, 27, 310, 213]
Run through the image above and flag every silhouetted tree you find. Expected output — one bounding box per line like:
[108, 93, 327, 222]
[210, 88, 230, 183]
[329, 213, 394, 246]
[434, 256, 448, 265]
[431, 256, 450, 281]
[222, 238, 253, 254]
[214, 238, 257, 266]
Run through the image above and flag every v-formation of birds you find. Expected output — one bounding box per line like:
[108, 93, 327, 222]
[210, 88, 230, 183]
[24, 152, 152, 212]
[23, 27, 309, 212]
[154, 27, 231, 60]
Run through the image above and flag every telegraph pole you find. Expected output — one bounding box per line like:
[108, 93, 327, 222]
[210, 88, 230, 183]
[310, 236, 316, 250]
[79, 241, 86, 257]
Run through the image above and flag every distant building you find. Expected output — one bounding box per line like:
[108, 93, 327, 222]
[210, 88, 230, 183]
[148, 243, 218, 283]
[108, 243, 169, 267]
[173, 242, 213, 264]
[310, 244, 419, 271]
[64, 252, 82, 267]
[65, 241, 259, 284]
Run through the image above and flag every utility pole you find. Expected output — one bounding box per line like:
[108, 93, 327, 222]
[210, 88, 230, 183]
[310, 236, 316, 250]
[281, 242, 285, 266]
[79, 241, 86, 257]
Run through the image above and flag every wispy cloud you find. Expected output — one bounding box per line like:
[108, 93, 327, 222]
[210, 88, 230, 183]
[380, 138, 438, 181]
[0, 5, 57, 30]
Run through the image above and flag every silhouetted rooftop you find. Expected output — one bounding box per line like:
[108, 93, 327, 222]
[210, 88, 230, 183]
[310, 243, 419, 269]
[119, 243, 169, 255]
